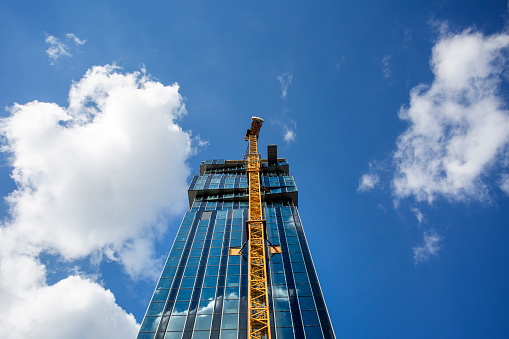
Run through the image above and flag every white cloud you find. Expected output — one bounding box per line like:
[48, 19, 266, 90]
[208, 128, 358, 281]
[0, 254, 138, 338]
[393, 30, 509, 203]
[284, 128, 296, 143]
[411, 207, 425, 224]
[278, 73, 293, 99]
[0, 64, 197, 337]
[382, 55, 392, 79]
[66, 33, 86, 45]
[500, 174, 509, 195]
[358, 174, 379, 191]
[413, 229, 443, 264]
[1, 65, 192, 279]
[45, 33, 86, 64]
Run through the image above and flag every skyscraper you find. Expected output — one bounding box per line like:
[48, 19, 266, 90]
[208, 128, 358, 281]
[137, 124, 335, 339]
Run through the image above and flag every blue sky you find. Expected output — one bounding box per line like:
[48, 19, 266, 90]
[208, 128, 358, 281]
[1, 1, 509, 338]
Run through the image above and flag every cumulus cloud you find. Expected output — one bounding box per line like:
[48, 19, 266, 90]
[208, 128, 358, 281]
[46, 33, 86, 64]
[1, 64, 192, 277]
[0, 254, 138, 338]
[393, 30, 509, 203]
[278, 73, 293, 99]
[413, 229, 443, 264]
[358, 174, 380, 191]
[0, 64, 196, 337]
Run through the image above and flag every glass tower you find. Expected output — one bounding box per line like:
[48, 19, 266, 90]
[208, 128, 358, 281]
[137, 150, 335, 339]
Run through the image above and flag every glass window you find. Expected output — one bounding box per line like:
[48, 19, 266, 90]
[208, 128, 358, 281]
[205, 266, 219, 276]
[184, 266, 198, 277]
[272, 274, 286, 285]
[293, 273, 309, 284]
[286, 237, 299, 244]
[166, 258, 180, 267]
[197, 226, 208, 233]
[189, 248, 203, 257]
[140, 316, 161, 332]
[287, 243, 301, 253]
[209, 248, 222, 256]
[175, 234, 187, 242]
[227, 265, 240, 276]
[180, 277, 195, 289]
[217, 210, 228, 218]
[211, 239, 223, 248]
[226, 275, 239, 287]
[200, 288, 216, 301]
[192, 331, 210, 339]
[157, 278, 173, 289]
[296, 283, 313, 296]
[291, 262, 307, 273]
[166, 315, 187, 332]
[194, 314, 212, 330]
[207, 256, 221, 266]
[290, 252, 304, 262]
[285, 228, 298, 237]
[165, 331, 183, 339]
[176, 289, 192, 301]
[221, 314, 238, 329]
[230, 231, 242, 239]
[187, 257, 201, 267]
[230, 238, 241, 247]
[228, 256, 240, 265]
[192, 240, 205, 249]
[173, 241, 186, 249]
[298, 296, 316, 310]
[203, 276, 218, 288]
[276, 327, 295, 339]
[212, 233, 224, 240]
[162, 267, 177, 278]
[220, 329, 237, 339]
[301, 310, 320, 326]
[224, 287, 239, 299]
[146, 302, 165, 316]
[194, 233, 206, 240]
[223, 300, 239, 313]
[152, 289, 169, 302]
[273, 297, 290, 312]
[271, 263, 284, 274]
[275, 311, 293, 327]
[304, 326, 324, 339]
[138, 333, 156, 339]
[184, 212, 196, 220]
[172, 301, 190, 316]
[197, 300, 214, 314]
[215, 225, 226, 232]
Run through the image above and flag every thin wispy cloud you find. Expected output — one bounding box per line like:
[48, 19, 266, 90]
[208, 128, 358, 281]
[381, 55, 392, 79]
[278, 73, 293, 100]
[411, 207, 425, 224]
[413, 229, 443, 264]
[0, 65, 197, 337]
[45, 33, 86, 65]
[500, 174, 509, 195]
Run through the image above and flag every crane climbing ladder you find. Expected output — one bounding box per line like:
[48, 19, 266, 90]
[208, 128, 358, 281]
[245, 117, 271, 339]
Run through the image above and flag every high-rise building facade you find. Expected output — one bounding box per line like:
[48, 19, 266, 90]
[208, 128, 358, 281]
[137, 147, 335, 339]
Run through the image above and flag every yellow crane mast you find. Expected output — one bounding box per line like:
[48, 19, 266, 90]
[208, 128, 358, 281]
[245, 117, 271, 339]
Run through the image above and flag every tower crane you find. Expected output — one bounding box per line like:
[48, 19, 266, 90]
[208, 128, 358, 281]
[244, 117, 271, 339]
